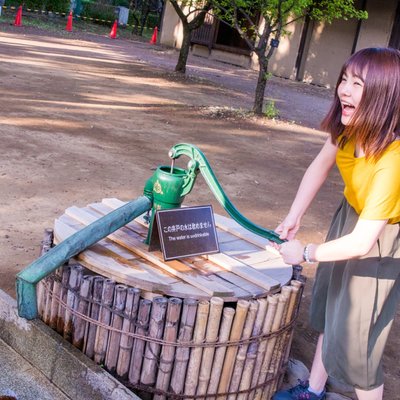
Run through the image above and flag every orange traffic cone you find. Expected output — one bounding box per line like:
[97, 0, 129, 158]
[14, 5, 22, 26]
[150, 26, 158, 44]
[109, 20, 118, 39]
[65, 11, 73, 32]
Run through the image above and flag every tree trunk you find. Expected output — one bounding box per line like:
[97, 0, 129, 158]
[253, 55, 268, 115]
[175, 24, 192, 73]
[128, 0, 139, 32]
[130, 13, 140, 35]
[139, 0, 150, 36]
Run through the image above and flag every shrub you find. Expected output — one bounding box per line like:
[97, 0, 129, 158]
[263, 100, 279, 119]
[5, 0, 69, 12]
[81, 0, 116, 22]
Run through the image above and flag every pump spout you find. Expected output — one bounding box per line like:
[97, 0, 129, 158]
[143, 160, 199, 244]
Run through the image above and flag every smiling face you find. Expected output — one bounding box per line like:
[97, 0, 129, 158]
[321, 48, 400, 159]
[337, 68, 365, 126]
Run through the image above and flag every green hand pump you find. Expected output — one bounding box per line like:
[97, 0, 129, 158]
[16, 143, 283, 319]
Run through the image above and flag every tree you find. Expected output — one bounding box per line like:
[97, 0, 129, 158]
[169, 0, 213, 73]
[213, 0, 368, 114]
[129, 0, 164, 36]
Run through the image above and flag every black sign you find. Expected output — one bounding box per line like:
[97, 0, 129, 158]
[155, 205, 219, 261]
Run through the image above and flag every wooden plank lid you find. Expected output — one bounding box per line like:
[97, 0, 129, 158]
[53, 198, 293, 301]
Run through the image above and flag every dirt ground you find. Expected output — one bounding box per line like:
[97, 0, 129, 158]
[0, 21, 399, 398]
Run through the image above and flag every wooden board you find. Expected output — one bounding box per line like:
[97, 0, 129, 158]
[53, 198, 293, 301]
[54, 216, 212, 300]
[89, 202, 281, 291]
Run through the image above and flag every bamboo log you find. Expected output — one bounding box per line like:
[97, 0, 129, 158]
[207, 306, 235, 399]
[63, 264, 84, 342]
[116, 287, 141, 379]
[237, 298, 268, 400]
[37, 228, 54, 318]
[275, 281, 303, 393]
[84, 276, 104, 358]
[140, 296, 168, 386]
[129, 298, 152, 385]
[285, 286, 298, 325]
[184, 300, 210, 397]
[263, 287, 292, 400]
[249, 295, 278, 400]
[217, 299, 250, 400]
[105, 284, 128, 373]
[290, 280, 303, 312]
[154, 297, 183, 400]
[281, 284, 300, 354]
[49, 267, 63, 330]
[228, 300, 259, 400]
[253, 294, 287, 400]
[72, 275, 93, 350]
[42, 271, 55, 326]
[170, 298, 198, 396]
[267, 286, 292, 375]
[291, 279, 304, 288]
[56, 265, 71, 334]
[94, 279, 116, 364]
[280, 286, 292, 314]
[196, 297, 224, 398]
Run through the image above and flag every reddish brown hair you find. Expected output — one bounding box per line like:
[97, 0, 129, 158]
[321, 47, 400, 159]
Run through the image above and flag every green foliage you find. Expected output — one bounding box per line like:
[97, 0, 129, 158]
[128, 10, 160, 32]
[178, 0, 208, 9]
[81, 1, 116, 22]
[128, 9, 140, 25]
[5, 0, 69, 12]
[145, 11, 158, 27]
[308, 0, 368, 22]
[212, 0, 368, 114]
[113, 0, 129, 7]
[214, 0, 368, 54]
[263, 100, 279, 119]
[45, 0, 69, 12]
[264, 71, 272, 81]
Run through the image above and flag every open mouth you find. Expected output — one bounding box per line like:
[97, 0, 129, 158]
[341, 102, 355, 116]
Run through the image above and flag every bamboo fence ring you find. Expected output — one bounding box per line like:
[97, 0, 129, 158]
[43, 277, 300, 349]
[119, 366, 287, 399]
[38, 220, 304, 400]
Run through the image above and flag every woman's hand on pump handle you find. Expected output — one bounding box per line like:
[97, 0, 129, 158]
[276, 218, 388, 265]
[274, 214, 309, 265]
[279, 240, 310, 265]
[275, 214, 300, 241]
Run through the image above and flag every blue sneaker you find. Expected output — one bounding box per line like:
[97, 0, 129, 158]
[272, 380, 326, 400]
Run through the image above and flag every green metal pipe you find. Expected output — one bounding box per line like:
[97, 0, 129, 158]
[168, 143, 284, 244]
[16, 196, 152, 320]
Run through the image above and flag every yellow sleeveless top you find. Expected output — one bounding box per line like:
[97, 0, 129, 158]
[336, 138, 400, 224]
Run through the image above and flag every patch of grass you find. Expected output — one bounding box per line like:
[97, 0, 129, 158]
[263, 100, 279, 119]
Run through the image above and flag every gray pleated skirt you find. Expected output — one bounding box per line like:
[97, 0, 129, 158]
[310, 198, 400, 390]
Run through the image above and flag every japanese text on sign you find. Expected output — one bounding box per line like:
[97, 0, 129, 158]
[155, 205, 219, 261]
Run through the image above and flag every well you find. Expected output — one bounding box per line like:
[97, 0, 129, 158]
[37, 198, 303, 400]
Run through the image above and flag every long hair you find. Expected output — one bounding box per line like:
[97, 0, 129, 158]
[321, 47, 400, 159]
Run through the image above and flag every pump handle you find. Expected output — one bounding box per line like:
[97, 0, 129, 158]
[168, 143, 284, 244]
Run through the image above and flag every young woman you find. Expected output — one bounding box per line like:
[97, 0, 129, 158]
[272, 47, 400, 400]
